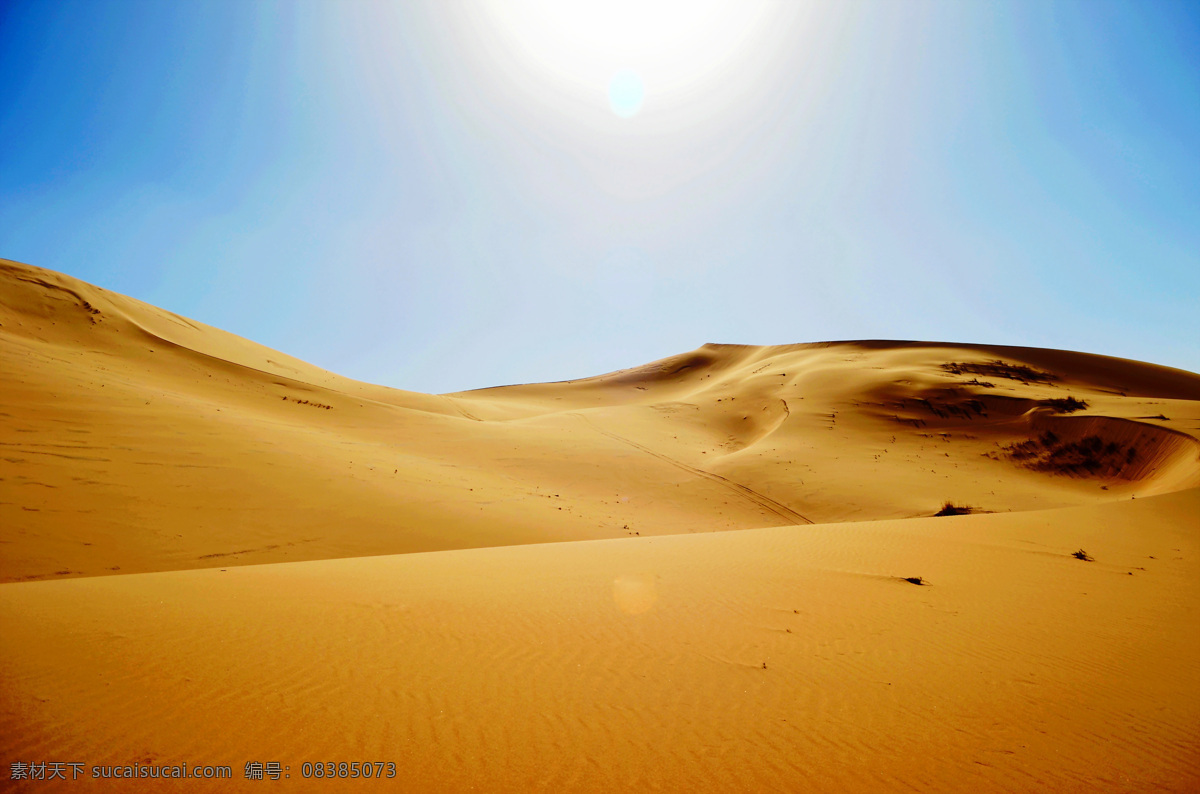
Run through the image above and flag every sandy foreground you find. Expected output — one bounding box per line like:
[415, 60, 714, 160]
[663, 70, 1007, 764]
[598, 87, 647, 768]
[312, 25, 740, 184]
[1, 258, 1198, 791]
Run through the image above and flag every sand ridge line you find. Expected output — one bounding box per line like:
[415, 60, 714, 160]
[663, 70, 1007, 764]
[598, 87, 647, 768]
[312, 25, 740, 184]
[442, 396, 483, 421]
[571, 412, 814, 525]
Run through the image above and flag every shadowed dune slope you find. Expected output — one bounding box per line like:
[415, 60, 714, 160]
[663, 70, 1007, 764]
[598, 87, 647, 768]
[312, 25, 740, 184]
[3, 258, 1200, 582]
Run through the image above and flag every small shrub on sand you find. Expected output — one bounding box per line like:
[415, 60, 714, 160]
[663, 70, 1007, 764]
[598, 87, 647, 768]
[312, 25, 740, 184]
[935, 502, 974, 517]
[903, 576, 926, 585]
[1042, 397, 1088, 413]
[1072, 549, 1094, 562]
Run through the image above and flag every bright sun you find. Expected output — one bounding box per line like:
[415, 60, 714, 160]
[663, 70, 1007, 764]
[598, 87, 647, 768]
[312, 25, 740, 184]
[474, 0, 779, 118]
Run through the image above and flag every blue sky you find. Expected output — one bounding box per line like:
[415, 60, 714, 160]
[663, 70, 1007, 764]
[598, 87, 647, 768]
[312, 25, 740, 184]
[2, 0, 1197, 392]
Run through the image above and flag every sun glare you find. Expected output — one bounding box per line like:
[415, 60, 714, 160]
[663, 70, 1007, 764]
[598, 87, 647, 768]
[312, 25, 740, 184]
[474, 0, 778, 116]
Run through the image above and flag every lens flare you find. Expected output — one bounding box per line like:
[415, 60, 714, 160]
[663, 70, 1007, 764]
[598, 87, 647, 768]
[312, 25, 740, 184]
[613, 573, 658, 615]
[608, 69, 645, 117]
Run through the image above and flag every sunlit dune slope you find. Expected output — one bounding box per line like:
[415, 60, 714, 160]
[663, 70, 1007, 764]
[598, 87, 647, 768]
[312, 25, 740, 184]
[3, 257, 1199, 583]
[1, 489, 1197, 792]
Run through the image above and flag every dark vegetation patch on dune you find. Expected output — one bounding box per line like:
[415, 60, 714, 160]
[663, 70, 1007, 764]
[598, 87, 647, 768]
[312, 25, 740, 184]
[916, 396, 988, 420]
[1041, 397, 1088, 413]
[1001, 431, 1137, 477]
[934, 502, 976, 517]
[942, 360, 1058, 385]
[886, 392, 990, 427]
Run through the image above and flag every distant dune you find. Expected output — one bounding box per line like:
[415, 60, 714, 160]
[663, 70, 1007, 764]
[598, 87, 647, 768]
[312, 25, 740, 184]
[2, 258, 1198, 791]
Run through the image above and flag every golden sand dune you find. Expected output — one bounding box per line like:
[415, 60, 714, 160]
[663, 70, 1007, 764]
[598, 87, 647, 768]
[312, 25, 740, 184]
[3, 260, 1198, 582]
[1, 258, 1198, 791]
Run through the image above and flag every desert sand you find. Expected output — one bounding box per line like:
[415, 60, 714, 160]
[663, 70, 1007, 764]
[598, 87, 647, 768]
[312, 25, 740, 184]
[1, 257, 1198, 791]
